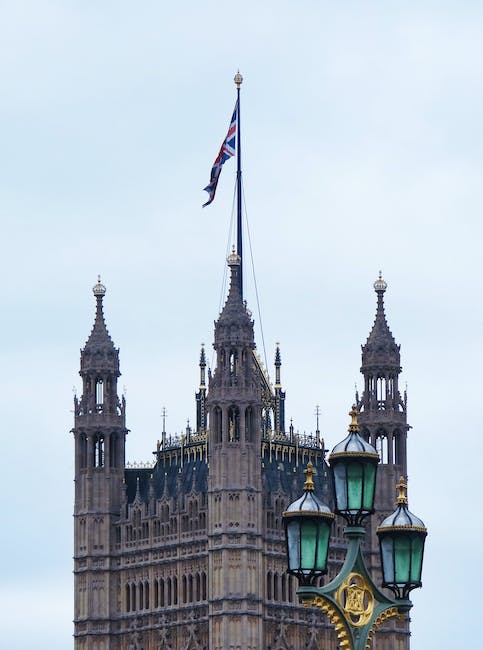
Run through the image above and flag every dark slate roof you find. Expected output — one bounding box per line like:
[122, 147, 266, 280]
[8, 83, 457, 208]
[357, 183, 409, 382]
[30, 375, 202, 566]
[125, 458, 208, 504]
[124, 449, 333, 508]
[262, 454, 334, 510]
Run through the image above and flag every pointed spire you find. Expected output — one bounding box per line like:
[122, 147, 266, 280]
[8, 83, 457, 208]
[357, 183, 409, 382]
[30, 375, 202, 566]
[80, 276, 119, 380]
[217, 248, 252, 328]
[274, 342, 281, 387]
[133, 476, 142, 504]
[83, 276, 116, 354]
[361, 272, 400, 369]
[199, 343, 206, 389]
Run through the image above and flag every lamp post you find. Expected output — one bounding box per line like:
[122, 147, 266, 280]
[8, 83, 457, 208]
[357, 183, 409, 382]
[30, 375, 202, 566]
[283, 406, 427, 650]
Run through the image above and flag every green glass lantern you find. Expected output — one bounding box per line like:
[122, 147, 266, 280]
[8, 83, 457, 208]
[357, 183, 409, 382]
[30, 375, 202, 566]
[283, 462, 335, 586]
[377, 477, 427, 599]
[328, 406, 380, 526]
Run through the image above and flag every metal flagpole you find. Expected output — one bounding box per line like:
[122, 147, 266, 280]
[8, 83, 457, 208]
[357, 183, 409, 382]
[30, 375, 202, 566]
[234, 71, 243, 299]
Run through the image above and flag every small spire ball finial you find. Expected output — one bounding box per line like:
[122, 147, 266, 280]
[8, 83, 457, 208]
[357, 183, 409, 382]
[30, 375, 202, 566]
[93, 275, 106, 297]
[227, 246, 241, 267]
[374, 271, 387, 293]
[234, 71, 243, 88]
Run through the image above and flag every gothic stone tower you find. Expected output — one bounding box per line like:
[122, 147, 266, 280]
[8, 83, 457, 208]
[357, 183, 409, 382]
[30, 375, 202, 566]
[357, 273, 410, 649]
[71, 270, 414, 650]
[73, 277, 128, 649]
[206, 251, 264, 649]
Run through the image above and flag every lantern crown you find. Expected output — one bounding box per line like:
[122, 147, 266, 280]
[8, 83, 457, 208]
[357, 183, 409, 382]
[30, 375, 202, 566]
[377, 477, 427, 532]
[329, 406, 379, 460]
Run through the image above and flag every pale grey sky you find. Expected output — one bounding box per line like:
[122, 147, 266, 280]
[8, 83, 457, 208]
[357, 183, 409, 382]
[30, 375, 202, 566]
[1, 2, 482, 648]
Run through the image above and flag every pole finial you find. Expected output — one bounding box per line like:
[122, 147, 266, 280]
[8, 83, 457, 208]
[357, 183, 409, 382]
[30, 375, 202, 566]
[396, 476, 408, 505]
[234, 70, 243, 88]
[348, 404, 360, 433]
[303, 461, 316, 491]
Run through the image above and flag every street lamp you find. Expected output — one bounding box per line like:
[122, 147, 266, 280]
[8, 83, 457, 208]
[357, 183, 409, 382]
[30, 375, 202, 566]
[283, 462, 335, 586]
[283, 406, 427, 650]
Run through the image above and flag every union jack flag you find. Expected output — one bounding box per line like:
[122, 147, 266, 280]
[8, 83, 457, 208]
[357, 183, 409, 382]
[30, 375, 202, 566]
[203, 100, 238, 207]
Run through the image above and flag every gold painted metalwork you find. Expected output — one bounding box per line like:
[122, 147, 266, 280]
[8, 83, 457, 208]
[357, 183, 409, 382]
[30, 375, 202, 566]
[336, 573, 374, 627]
[396, 476, 408, 505]
[364, 606, 405, 650]
[348, 405, 360, 433]
[304, 595, 352, 648]
[303, 461, 316, 491]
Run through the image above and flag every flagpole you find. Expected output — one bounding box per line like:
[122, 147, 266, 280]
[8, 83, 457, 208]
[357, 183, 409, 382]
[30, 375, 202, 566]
[234, 71, 243, 299]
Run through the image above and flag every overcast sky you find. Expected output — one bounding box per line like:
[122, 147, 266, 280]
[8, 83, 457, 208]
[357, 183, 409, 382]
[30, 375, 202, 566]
[1, 2, 482, 648]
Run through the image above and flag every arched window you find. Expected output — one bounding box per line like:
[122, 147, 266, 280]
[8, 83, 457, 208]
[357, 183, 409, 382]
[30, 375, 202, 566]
[173, 576, 178, 605]
[144, 581, 149, 609]
[229, 349, 238, 384]
[196, 573, 201, 601]
[213, 406, 222, 444]
[131, 583, 137, 611]
[95, 379, 104, 410]
[245, 406, 254, 442]
[228, 405, 240, 442]
[267, 571, 272, 600]
[188, 574, 193, 602]
[281, 574, 286, 602]
[93, 434, 104, 467]
[202, 572, 207, 601]
[138, 582, 144, 610]
[167, 577, 172, 606]
[288, 575, 293, 603]
[80, 434, 88, 468]
[160, 578, 165, 607]
[126, 583, 131, 612]
[154, 579, 159, 608]
[109, 435, 117, 468]
[182, 576, 187, 604]
[274, 573, 279, 601]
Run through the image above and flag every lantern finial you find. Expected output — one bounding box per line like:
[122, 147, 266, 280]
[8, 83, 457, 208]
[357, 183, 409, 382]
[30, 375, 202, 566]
[396, 476, 408, 505]
[303, 461, 316, 491]
[348, 405, 360, 433]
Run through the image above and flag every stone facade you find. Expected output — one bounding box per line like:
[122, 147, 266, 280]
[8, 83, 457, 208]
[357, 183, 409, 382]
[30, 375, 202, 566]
[73, 266, 411, 649]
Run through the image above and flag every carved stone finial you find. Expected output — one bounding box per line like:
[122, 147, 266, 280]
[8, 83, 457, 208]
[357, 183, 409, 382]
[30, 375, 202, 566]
[93, 275, 106, 297]
[374, 271, 387, 293]
[234, 70, 243, 88]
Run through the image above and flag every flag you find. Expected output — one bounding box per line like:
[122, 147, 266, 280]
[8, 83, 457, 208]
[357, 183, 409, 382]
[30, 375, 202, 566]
[203, 100, 238, 207]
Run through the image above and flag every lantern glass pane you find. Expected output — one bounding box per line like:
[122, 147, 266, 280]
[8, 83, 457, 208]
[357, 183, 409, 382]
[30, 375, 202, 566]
[381, 536, 395, 583]
[301, 520, 317, 571]
[347, 463, 363, 511]
[362, 463, 376, 510]
[394, 537, 411, 583]
[333, 464, 348, 511]
[287, 520, 301, 571]
[410, 535, 424, 583]
[315, 520, 331, 571]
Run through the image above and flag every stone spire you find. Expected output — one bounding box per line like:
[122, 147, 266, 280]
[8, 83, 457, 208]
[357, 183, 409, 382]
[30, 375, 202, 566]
[361, 272, 401, 372]
[216, 248, 253, 335]
[81, 276, 118, 370]
[77, 277, 121, 416]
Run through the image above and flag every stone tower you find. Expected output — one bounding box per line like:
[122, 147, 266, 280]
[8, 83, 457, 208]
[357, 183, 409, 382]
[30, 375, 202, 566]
[73, 277, 127, 650]
[357, 272, 408, 508]
[206, 250, 264, 650]
[71, 269, 415, 649]
[357, 272, 410, 649]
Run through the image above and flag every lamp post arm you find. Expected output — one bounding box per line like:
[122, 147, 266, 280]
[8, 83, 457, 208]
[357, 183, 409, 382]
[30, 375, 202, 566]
[296, 526, 412, 650]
